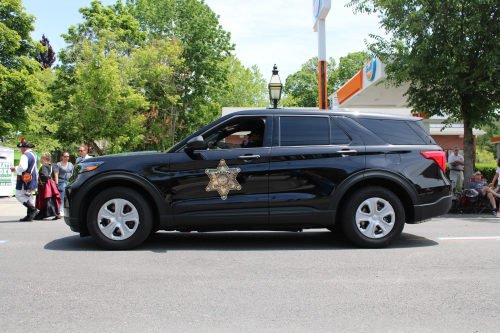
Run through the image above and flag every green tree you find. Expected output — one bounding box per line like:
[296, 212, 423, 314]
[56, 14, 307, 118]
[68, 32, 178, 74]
[128, 38, 185, 150]
[51, 34, 149, 154]
[56, 0, 233, 149]
[347, 0, 500, 180]
[59, 0, 146, 64]
[284, 57, 334, 108]
[212, 55, 268, 108]
[125, 0, 235, 139]
[1, 69, 61, 153]
[477, 124, 500, 156]
[0, 0, 43, 137]
[334, 51, 368, 89]
[53, 1, 188, 152]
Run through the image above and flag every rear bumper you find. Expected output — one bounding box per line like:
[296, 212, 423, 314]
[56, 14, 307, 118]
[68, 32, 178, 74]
[411, 195, 452, 223]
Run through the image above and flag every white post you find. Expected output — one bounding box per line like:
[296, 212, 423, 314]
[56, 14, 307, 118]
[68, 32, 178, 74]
[318, 19, 326, 62]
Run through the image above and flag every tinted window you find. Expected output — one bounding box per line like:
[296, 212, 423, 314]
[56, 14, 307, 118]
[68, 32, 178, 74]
[280, 116, 329, 146]
[356, 119, 425, 145]
[330, 118, 351, 144]
[406, 120, 436, 145]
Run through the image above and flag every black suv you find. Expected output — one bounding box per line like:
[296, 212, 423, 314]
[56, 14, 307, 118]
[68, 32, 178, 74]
[64, 109, 451, 250]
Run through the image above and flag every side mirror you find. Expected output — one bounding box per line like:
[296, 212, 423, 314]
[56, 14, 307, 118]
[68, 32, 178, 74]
[185, 135, 204, 153]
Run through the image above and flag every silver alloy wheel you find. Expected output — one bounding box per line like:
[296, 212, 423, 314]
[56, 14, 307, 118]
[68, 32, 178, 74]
[97, 198, 140, 241]
[355, 197, 395, 239]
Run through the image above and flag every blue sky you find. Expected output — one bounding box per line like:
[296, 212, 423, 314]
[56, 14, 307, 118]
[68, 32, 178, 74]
[22, 0, 387, 81]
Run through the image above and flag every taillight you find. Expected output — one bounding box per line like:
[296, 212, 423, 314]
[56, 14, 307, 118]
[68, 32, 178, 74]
[420, 151, 446, 172]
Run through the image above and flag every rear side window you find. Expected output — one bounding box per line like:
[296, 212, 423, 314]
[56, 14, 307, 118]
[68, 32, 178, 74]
[330, 118, 351, 144]
[355, 119, 425, 145]
[280, 116, 329, 146]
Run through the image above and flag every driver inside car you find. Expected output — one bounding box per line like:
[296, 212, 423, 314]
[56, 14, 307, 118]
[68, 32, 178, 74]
[209, 131, 263, 149]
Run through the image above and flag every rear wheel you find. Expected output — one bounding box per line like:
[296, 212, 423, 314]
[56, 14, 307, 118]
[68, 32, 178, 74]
[87, 187, 153, 250]
[341, 186, 405, 248]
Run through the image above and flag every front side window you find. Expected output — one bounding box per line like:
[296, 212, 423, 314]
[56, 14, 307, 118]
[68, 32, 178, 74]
[280, 116, 329, 146]
[203, 116, 266, 150]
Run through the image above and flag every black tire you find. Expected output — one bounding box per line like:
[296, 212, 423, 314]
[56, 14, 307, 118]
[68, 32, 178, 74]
[327, 223, 344, 233]
[87, 187, 153, 250]
[341, 186, 405, 248]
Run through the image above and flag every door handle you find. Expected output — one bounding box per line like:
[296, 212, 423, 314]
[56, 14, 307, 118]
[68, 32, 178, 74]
[238, 155, 260, 159]
[337, 150, 357, 156]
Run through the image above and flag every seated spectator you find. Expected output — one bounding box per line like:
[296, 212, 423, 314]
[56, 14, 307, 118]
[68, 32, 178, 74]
[468, 171, 500, 216]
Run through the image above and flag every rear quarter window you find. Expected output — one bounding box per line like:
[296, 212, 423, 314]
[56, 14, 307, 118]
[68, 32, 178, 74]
[355, 119, 426, 145]
[406, 120, 436, 145]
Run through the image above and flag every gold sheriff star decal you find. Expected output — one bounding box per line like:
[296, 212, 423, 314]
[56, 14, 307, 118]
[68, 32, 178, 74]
[205, 159, 242, 200]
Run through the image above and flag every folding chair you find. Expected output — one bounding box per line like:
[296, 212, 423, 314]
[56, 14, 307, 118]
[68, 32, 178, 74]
[466, 178, 495, 214]
[449, 180, 464, 214]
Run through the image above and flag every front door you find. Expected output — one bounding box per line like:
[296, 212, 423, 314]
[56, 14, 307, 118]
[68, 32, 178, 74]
[170, 116, 272, 229]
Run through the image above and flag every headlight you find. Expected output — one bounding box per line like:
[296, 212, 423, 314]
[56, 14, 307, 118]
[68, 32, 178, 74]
[78, 161, 105, 173]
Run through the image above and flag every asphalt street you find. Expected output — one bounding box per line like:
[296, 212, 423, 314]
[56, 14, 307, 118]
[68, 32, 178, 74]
[1, 195, 499, 332]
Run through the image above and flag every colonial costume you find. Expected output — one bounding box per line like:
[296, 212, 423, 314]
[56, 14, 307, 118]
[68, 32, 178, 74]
[14, 138, 39, 221]
[35, 163, 61, 220]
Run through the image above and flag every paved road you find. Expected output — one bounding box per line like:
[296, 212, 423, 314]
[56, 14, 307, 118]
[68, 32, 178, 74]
[1, 196, 499, 332]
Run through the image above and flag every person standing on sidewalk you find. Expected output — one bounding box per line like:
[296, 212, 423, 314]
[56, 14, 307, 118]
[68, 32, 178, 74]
[448, 146, 464, 189]
[9, 138, 39, 222]
[53, 152, 73, 220]
[75, 145, 93, 164]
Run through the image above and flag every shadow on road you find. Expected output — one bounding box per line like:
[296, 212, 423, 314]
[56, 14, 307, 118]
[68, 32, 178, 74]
[44, 230, 438, 252]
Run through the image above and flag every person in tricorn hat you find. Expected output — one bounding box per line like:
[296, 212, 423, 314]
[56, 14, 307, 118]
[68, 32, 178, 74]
[9, 137, 40, 221]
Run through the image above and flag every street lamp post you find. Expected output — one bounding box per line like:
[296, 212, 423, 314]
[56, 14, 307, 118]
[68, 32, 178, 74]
[268, 64, 282, 109]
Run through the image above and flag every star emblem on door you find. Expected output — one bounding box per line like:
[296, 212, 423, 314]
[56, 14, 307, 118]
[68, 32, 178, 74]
[205, 159, 242, 200]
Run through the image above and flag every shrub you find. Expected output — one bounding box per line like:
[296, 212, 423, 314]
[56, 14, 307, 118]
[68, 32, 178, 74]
[476, 150, 496, 164]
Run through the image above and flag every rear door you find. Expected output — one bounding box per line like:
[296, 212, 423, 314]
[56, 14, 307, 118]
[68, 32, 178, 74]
[268, 115, 365, 227]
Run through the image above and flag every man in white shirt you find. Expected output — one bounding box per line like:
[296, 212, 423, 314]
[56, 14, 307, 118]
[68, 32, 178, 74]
[75, 145, 93, 164]
[448, 145, 464, 189]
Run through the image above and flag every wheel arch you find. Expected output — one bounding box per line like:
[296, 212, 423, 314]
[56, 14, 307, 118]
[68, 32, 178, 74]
[331, 169, 420, 224]
[74, 172, 170, 237]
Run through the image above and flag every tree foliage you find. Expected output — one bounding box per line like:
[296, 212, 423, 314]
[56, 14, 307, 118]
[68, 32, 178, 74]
[212, 55, 268, 108]
[129, 38, 185, 150]
[125, 0, 235, 138]
[51, 0, 234, 151]
[284, 57, 335, 108]
[347, 0, 500, 179]
[0, 0, 43, 137]
[51, 34, 150, 154]
[477, 124, 500, 156]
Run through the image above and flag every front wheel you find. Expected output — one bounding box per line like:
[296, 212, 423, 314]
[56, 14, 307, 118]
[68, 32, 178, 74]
[87, 187, 153, 250]
[341, 186, 405, 248]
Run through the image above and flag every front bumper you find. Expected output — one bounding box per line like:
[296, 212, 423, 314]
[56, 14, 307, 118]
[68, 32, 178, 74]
[64, 215, 80, 232]
[411, 195, 452, 223]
